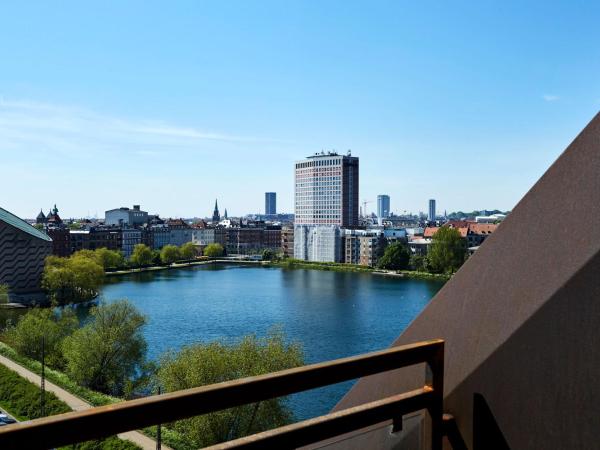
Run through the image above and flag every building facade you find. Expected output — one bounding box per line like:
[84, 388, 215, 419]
[0, 207, 53, 304]
[294, 152, 359, 262]
[377, 195, 390, 218]
[105, 205, 148, 226]
[265, 192, 277, 215]
[428, 199, 436, 222]
[281, 226, 294, 258]
[294, 152, 359, 227]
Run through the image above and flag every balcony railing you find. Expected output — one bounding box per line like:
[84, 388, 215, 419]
[0, 339, 444, 450]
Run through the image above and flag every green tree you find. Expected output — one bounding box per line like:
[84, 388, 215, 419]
[129, 244, 153, 268]
[427, 227, 466, 274]
[261, 248, 275, 261]
[62, 300, 148, 396]
[204, 243, 224, 258]
[377, 242, 410, 270]
[3, 308, 78, 368]
[160, 245, 181, 265]
[179, 242, 197, 261]
[42, 255, 104, 305]
[94, 248, 125, 270]
[157, 329, 303, 447]
[0, 283, 9, 304]
[409, 254, 427, 272]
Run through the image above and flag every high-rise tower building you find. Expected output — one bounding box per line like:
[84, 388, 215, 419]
[294, 152, 359, 227]
[294, 152, 359, 262]
[377, 195, 390, 218]
[428, 199, 436, 222]
[265, 192, 277, 215]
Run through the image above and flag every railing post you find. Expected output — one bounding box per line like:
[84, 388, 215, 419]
[426, 342, 444, 450]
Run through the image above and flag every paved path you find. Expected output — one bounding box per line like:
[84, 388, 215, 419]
[0, 354, 171, 450]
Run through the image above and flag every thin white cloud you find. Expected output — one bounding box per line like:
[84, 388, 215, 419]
[0, 98, 265, 159]
[542, 94, 559, 102]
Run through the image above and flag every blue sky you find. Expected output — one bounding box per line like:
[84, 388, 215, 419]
[1, 1, 599, 219]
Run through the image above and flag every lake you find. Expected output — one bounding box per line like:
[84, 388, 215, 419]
[101, 264, 443, 419]
[0, 264, 443, 420]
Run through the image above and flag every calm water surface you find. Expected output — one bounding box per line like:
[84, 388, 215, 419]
[0, 265, 443, 419]
[101, 265, 443, 419]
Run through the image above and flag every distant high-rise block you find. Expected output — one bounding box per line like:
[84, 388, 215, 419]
[265, 192, 277, 215]
[428, 199, 436, 221]
[377, 195, 390, 218]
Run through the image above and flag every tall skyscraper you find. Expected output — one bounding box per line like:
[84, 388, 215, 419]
[294, 152, 359, 227]
[265, 192, 277, 215]
[377, 195, 390, 218]
[294, 152, 359, 262]
[428, 199, 436, 221]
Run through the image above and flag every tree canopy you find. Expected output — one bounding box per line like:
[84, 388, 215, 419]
[62, 300, 148, 396]
[180, 242, 197, 261]
[157, 329, 303, 447]
[2, 308, 78, 368]
[160, 245, 181, 265]
[129, 244, 153, 268]
[204, 243, 224, 258]
[427, 226, 466, 274]
[377, 242, 410, 270]
[42, 254, 104, 305]
[94, 248, 126, 270]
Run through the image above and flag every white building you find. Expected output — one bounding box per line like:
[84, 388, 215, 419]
[105, 205, 148, 226]
[294, 225, 342, 262]
[293, 152, 359, 262]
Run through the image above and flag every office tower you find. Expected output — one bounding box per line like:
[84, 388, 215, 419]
[294, 152, 359, 261]
[265, 192, 277, 215]
[377, 195, 390, 218]
[294, 152, 359, 227]
[428, 199, 436, 221]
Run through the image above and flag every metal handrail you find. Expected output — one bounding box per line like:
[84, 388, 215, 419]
[0, 339, 444, 450]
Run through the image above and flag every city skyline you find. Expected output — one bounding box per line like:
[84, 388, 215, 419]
[2, 2, 600, 218]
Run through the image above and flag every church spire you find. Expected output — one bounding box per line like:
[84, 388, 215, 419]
[212, 199, 220, 222]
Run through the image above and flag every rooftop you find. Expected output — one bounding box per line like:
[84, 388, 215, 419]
[0, 207, 52, 242]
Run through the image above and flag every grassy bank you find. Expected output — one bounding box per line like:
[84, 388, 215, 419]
[262, 259, 451, 280]
[0, 363, 139, 449]
[0, 342, 188, 450]
[263, 259, 375, 273]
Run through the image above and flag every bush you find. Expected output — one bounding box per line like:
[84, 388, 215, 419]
[2, 308, 78, 369]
